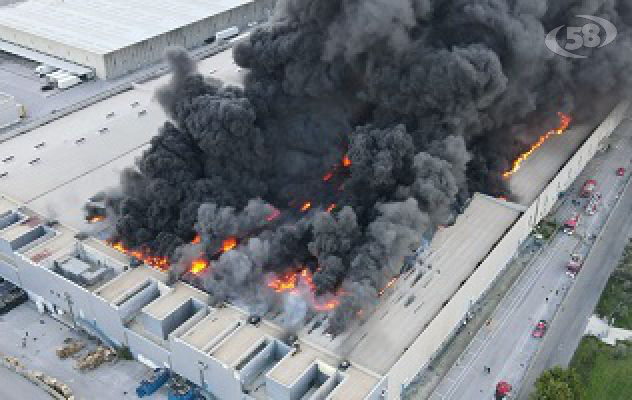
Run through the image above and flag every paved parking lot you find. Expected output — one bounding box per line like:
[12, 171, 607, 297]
[0, 302, 168, 400]
[0, 363, 49, 400]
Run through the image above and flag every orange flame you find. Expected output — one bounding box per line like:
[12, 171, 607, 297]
[268, 271, 299, 292]
[108, 241, 170, 270]
[222, 237, 237, 253]
[326, 203, 336, 213]
[190, 258, 209, 275]
[300, 202, 312, 212]
[378, 276, 398, 297]
[503, 112, 572, 179]
[323, 171, 334, 182]
[191, 234, 201, 244]
[342, 154, 351, 167]
[267, 268, 342, 312]
[87, 215, 105, 223]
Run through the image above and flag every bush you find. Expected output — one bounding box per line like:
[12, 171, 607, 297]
[532, 366, 581, 400]
[116, 346, 133, 360]
[613, 343, 629, 360]
[574, 337, 598, 378]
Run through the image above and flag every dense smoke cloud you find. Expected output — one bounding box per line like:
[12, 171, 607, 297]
[104, 0, 632, 332]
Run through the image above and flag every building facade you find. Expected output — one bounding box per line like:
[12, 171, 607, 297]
[0, 0, 276, 79]
[0, 196, 386, 400]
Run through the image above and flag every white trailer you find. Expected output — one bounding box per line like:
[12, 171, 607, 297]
[215, 26, 239, 42]
[35, 64, 58, 76]
[57, 75, 81, 90]
[0, 92, 20, 129]
[45, 71, 69, 84]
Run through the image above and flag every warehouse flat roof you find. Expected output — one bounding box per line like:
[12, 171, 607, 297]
[330, 368, 382, 400]
[0, 46, 243, 231]
[23, 222, 75, 264]
[0, 217, 37, 243]
[267, 345, 328, 386]
[0, 0, 253, 54]
[341, 194, 521, 373]
[180, 307, 243, 350]
[210, 324, 267, 366]
[0, 39, 93, 75]
[509, 124, 594, 205]
[143, 282, 208, 320]
[95, 265, 166, 303]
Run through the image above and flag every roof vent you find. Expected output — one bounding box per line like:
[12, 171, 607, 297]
[338, 360, 351, 370]
[247, 315, 261, 326]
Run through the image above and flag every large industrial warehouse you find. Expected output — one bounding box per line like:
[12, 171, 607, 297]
[0, 40, 628, 398]
[0, 0, 275, 79]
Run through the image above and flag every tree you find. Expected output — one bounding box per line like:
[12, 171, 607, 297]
[613, 342, 629, 360]
[532, 366, 581, 400]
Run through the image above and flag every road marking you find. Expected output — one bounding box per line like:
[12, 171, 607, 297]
[433, 129, 632, 400]
[438, 240, 564, 399]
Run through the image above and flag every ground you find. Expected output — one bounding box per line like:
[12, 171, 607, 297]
[0, 362, 49, 400]
[0, 302, 168, 400]
[595, 240, 632, 330]
[0, 51, 113, 126]
[568, 336, 632, 400]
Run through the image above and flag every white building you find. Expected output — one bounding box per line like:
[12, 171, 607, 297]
[0, 0, 276, 79]
[0, 92, 20, 129]
[0, 194, 387, 399]
[0, 38, 629, 398]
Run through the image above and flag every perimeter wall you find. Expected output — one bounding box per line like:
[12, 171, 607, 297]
[388, 100, 630, 399]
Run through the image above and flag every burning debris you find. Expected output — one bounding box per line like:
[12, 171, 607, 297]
[190, 258, 209, 275]
[98, 0, 632, 333]
[268, 268, 342, 312]
[107, 240, 170, 270]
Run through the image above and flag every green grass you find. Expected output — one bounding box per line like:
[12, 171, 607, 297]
[595, 240, 632, 330]
[534, 219, 558, 240]
[570, 336, 632, 400]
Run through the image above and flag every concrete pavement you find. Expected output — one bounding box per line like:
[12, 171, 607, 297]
[0, 364, 50, 400]
[0, 302, 167, 400]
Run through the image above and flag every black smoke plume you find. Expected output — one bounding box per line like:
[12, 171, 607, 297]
[104, 0, 632, 332]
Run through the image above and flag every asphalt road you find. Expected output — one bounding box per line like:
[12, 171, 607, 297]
[430, 121, 632, 400]
[518, 151, 632, 398]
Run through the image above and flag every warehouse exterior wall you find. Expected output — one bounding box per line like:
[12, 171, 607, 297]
[171, 336, 244, 399]
[388, 100, 631, 399]
[102, 0, 276, 79]
[0, 242, 20, 285]
[0, 25, 104, 77]
[0, 0, 276, 79]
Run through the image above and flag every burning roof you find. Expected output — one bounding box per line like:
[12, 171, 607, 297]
[98, 0, 632, 333]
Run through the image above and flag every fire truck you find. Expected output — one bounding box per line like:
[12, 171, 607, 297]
[563, 213, 580, 235]
[580, 179, 597, 198]
[584, 192, 601, 216]
[495, 381, 512, 399]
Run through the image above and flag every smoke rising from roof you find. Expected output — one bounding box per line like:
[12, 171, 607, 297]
[104, 0, 632, 332]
